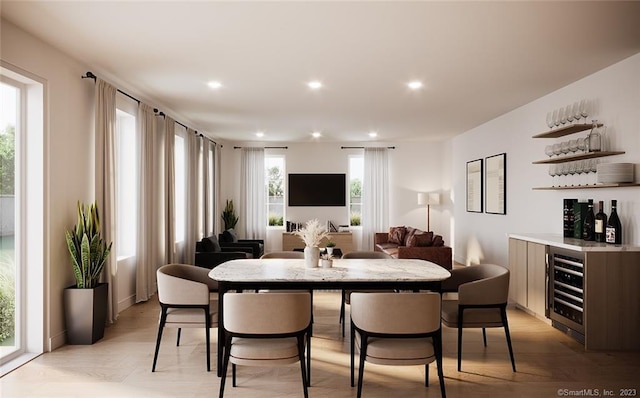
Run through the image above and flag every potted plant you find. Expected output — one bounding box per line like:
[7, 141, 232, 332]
[325, 241, 336, 257]
[320, 253, 334, 268]
[221, 199, 239, 230]
[64, 200, 112, 344]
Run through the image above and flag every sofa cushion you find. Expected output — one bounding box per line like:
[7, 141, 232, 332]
[201, 236, 221, 252]
[222, 228, 239, 243]
[432, 235, 445, 247]
[388, 226, 406, 245]
[408, 231, 434, 247]
[404, 227, 426, 246]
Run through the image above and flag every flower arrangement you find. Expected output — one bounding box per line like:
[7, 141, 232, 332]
[294, 218, 329, 247]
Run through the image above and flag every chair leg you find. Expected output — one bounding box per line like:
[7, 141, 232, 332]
[457, 308, 464, 372]
[152, 309, 167, 372]
[357, 337, 368, 398]
[501, 306, 517, 372]
[435, 332, 447, 398]
[482, 328, 487, 347]
[232, 364, 236, 387]
[298, 335, 310, 398]
[306, 327, 312, 386]
[204, 307, 211, 372]
[176, 328, 181, 346]
[340, 290, 346, 338]
[350, 322, 355, 387]
[425, 363, 429, 387]
[218, 335, 233, 398]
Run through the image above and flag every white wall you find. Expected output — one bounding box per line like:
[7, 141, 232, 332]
[451, 52, 640, 267]
[220, 140, 451, 252]
[1, 19, 94, 350]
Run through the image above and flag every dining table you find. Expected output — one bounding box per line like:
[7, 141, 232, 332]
[208, 257, 451, 377]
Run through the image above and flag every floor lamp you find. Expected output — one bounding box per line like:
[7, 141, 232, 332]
[417, 192, 441, 232]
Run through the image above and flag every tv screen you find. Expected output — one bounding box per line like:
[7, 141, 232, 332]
[288, 173, 346, 207]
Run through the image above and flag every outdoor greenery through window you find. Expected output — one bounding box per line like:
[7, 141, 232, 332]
[349, 156, 363, 226]
[0, 81, 17, 350]
[266, 156, 284, 226]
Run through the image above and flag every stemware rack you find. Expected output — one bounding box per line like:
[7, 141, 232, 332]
[532, 123, 638, 190]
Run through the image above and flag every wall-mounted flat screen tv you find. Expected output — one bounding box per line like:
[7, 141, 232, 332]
[288, 173, 346, 207]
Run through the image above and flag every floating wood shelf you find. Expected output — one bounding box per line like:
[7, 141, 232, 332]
[532, 183, 640, 190]
[533, 151, 625, 164]
[532, 123, 602, 139]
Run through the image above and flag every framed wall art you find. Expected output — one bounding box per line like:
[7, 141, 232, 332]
[466, 159, 483, 213]
[485, 153, 506, 215]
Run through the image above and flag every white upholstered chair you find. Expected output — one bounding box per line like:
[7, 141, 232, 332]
[440, 263, 516, 372]
[152, 263, 218, 372]
[350, 292, 446, 398]
[339, 251, 393, 337]
[219, 292, 312, 398]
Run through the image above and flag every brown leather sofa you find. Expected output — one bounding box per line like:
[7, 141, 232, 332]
[374, 226, 452, 270]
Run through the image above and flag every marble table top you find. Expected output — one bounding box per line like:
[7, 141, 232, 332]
[209, 258, 451, 283]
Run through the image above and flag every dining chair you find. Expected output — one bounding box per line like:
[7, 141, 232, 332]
[350, 292, 446, 398]
[339, 251, 393, 337]
[260, 251, 304, 259]
[152, 263, 218, 372]
[219, 292, 312, 398]
[440, 263, 516, 372]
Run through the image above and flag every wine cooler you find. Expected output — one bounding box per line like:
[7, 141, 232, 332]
[548, 247, 585, 344]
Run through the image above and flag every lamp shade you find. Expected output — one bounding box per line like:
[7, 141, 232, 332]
[427, 192, 441, 205]
[417, 193, 427, 206]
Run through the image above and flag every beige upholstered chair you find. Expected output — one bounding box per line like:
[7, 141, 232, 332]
[260, 251, 304, 259]
[440, 263, 516, 372]
[339, 251, 393, 337]
[152, 264, 218, 372]
[350, 292, 446, 398]
[219, 292, 312, 398]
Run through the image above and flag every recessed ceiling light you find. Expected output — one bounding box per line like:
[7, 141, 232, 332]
[308, 81, 323, 90]
[407, 81, 423, 90]
[312, 131, 321, 138]
[369, 131, 378, 138]
[256, 131, 264, 138]
[207, 81, 222, 89]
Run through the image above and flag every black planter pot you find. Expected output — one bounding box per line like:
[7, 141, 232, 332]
[64, 282, 108, 345]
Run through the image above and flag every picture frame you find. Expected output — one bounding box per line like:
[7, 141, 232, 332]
[485, 153, 506, 215]
[466, 159, 483, 213]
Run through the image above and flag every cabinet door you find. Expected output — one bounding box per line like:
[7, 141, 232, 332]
[527, 242, 547, 318]
[508, 238, 527, 306]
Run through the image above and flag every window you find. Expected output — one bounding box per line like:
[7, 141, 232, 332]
[265, 156, 284, 226]
[349, 155, 363, 226]
[0, 67, 44, 372]
[115, 108, 137, 260]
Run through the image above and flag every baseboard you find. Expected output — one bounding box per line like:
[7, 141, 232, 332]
[49, 330, 66, 351]
[118, 294, 136, 313]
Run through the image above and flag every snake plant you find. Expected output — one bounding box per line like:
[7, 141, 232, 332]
[65, 201, 112, 288]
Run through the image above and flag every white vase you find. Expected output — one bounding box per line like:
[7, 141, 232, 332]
[326, 247, 334, 257]
[304, 246, 320, 268]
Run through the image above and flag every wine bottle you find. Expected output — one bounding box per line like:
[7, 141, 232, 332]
[606, 200, 622, 244]
[594, 201, 607, 243]
[582, 199, 595, 241]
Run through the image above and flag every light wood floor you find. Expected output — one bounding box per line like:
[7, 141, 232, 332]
[2, 291, 639, 397]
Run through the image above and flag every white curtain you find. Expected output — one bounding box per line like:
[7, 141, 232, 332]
[135, 103, 157, 302]
[241, 147, 265, 239]
[213, 143, 222, 235]
[184, 128, 199, 264]
[164, 116, 176, 264]
[94, 79, 118, 323]
[202, 139, 212, 237]
[361, 147, 389, 250]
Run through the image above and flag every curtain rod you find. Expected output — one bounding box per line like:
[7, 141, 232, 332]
[234, 146, 288, 149]
[82, 71, 219, 146]
[341, 146, 396, 149]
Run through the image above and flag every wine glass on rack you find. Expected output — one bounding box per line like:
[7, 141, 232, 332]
[545, 145, 554, 157]
[567, 161, 577, 186]
[553, 109, 562, 128]
[546, 112, 555, 129]
[572, 101, 581, 124]
[560, 106, 568, 125]
[569, 139, 579, 154]
[553, 143, 562, 157]
[577, 137, 586, 153]
[589, 159, 599, 185]
[574, 160, 585, 186]
[561, 141, 570, 156]
[566, 105, 575, 124]
[548, 164, 558, 187]
[579, 99, 589, 123]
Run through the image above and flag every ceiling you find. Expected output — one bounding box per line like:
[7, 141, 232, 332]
[3, 1, 640, 143]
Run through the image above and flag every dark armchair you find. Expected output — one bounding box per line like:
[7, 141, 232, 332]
[218, 228, 264, 259]
[195, 236, 252, 269]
